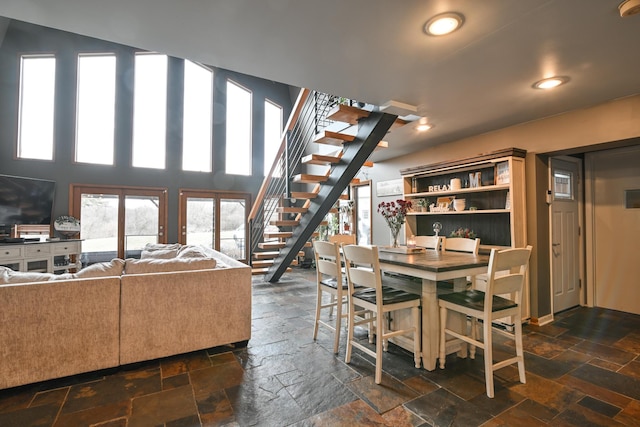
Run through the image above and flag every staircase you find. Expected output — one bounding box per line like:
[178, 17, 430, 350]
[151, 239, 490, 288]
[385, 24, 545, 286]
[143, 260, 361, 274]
[248, 90, 402, 282]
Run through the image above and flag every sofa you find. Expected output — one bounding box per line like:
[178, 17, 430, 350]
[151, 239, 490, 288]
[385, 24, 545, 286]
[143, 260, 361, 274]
[0, 244, 251, 390]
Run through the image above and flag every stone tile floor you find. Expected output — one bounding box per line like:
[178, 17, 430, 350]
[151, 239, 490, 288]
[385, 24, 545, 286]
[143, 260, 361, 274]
[1, 267, 639, 426]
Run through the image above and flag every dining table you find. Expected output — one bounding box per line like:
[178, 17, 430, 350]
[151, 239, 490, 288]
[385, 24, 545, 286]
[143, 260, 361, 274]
[377, 248, 490, 371]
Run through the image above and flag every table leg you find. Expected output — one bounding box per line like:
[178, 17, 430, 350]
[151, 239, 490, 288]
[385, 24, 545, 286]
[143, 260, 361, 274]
[420, 278, 438, 371]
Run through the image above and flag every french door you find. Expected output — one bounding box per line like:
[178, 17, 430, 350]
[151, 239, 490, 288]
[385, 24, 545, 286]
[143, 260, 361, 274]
[351, 181, 372, 245]
[71, 185, 167, 263]
[179, 190, 251, 262]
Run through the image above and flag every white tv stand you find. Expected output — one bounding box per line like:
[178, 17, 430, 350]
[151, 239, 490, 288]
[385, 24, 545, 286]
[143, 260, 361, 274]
[0, 240, 82, 273]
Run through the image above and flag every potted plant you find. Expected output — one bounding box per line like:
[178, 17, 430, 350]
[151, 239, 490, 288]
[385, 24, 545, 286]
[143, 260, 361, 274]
[415, 198, 429, 212]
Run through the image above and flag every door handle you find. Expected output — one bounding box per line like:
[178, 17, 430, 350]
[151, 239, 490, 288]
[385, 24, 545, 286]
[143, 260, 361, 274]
[552, 243, 560, 246]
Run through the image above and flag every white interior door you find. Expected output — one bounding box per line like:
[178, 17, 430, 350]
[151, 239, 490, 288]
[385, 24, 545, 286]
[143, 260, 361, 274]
[550, 157, 582, 313]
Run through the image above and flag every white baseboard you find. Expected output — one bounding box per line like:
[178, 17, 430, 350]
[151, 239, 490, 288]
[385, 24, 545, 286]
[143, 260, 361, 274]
[530, 314, 554, 326]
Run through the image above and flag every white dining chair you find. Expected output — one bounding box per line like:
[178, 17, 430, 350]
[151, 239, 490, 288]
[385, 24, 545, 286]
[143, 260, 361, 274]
[444, 237, 480, 254]
[414, 235, 445, 251]
[312, 240, 348, 354]
[438, 245, 532, 398]
[343, 244, 421, 384]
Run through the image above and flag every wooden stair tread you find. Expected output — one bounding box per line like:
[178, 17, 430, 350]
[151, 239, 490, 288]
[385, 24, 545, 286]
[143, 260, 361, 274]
[270, 220, 299, 227]
[313, 130, 356, 146]
[339, 194, 350, 200]
[259, 242, 286, 250]
[302, 153, 341, 165]
[253, 251, 280, 259]
[293, 174, 329, 184]
[263, 231, 293, 238]
[327, 104, 370, 125]
[391, 117, 409, 129]
[276, 206, 308, 214]
[252, 267, 292, 275]
[290, 192, 317, 200]
[252, 259, 298, 268]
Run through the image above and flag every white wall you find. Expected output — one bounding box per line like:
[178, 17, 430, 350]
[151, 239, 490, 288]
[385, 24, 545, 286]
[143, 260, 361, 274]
[585, 145, 640, 315]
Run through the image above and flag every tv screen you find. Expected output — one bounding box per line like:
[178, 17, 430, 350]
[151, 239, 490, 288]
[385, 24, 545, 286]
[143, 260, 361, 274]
[0, 174, 56, 226]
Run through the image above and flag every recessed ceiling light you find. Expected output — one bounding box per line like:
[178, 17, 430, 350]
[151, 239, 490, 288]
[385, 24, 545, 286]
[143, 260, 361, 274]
[424, 12, 464, 36]
[416, 118, 434, 132]
[532, 76, 570, 90]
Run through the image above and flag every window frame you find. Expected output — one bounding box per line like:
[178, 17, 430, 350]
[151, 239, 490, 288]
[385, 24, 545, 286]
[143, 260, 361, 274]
[17, 54, 57, 161]
[225, 79, 253, 176]
[74, 52, 117, 166]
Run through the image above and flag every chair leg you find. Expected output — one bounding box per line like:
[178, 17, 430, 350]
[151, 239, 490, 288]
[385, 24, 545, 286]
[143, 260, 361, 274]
[367, 311, 374, 344]
[439, 306, 447, 369]
[412, 306, 421, 369]
[345, 301, 354, 364]
[375, 321, 383, 384]
[470, 318, 478, 359]
[313, 288, 322, 341]
[328, 294, 336, 317]
[514, 315, 526, 384]
[483, 320, 495, 398]
[332, 294, 342, 354]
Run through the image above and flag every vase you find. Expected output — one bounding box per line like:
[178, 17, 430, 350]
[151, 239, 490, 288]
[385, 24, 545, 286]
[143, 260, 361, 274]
[389, 226, 401, 248]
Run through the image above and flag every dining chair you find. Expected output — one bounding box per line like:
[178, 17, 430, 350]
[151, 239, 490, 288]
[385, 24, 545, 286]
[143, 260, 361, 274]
[438, 245, 532, 398]
[312, 240, 349, 354]
[414, 235, 445, 251]
[443, 237, 480, 254]
[342, 244, 421, 384]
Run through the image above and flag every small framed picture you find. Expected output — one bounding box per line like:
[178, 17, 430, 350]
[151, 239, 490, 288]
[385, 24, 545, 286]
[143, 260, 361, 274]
[496, 161, 510, 185]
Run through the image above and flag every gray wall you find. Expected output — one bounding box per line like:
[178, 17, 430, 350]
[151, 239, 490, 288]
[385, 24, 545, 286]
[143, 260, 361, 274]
[0, 20, 294, 243]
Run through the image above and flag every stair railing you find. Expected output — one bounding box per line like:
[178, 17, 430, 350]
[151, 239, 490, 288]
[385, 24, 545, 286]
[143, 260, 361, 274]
[248, 89, 341, 259]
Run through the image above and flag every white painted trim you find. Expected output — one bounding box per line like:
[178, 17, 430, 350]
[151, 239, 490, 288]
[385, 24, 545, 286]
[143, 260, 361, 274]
[531, 314, 554, 326]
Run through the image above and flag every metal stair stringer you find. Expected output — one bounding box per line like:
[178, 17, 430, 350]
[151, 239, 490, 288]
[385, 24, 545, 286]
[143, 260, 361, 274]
[264, 111, 398, 282]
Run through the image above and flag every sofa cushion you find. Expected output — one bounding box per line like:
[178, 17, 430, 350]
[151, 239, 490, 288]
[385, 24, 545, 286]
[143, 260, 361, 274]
[124, 257, 217, 274]
[176, 245, 209, 259]
[74, 258, 125, 278]
[143, 243, 182, 252]
[1, 270, 57, 284]
[141, 249, 179, 259]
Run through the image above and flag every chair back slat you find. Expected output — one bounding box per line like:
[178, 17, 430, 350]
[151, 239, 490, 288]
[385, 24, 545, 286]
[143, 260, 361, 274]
[343, 245, 382, 293]
[414, 235, 445, 250]
[485, 246, 532, 309]
[444, 237, 480, 254]
[313, 240, 341, 278]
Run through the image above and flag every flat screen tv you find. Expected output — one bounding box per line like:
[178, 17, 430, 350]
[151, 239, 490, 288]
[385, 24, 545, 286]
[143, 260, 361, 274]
[0, 174, 56, 227]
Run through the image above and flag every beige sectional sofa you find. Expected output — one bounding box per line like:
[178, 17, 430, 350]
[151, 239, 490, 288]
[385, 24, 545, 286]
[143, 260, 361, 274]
[0, 244, 251, 390]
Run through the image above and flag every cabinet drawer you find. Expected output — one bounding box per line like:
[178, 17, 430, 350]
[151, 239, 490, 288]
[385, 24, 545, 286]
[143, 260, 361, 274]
[0, 246, 23, 260]
[52, 241, 81, 254]
[25, 245, 51, 256]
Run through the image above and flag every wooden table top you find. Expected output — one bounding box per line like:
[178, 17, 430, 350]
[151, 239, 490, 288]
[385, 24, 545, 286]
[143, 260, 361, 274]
[377, 249, 489, 273]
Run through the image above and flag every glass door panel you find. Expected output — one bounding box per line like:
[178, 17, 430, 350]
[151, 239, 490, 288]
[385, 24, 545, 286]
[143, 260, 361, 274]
[220, 198, 247, 260]
[124, 195, 160, 258]
[185, 197, 215, 248]
[80, 193, 119, 264]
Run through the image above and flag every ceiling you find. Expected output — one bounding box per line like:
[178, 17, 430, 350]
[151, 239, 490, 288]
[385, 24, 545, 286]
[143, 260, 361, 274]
[1, 0, 639, 161]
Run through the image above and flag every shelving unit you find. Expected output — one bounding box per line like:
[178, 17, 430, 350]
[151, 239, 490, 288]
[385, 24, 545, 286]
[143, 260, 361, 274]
[401, 148, 527, 251]
[0, 240, 82, 274]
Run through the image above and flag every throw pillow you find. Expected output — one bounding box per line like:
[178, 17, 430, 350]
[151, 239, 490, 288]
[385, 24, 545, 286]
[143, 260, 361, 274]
[124, 257, 216, 274]
[143, 243, 182, 252]
[73, 258, 125, 278]
[176, 245, 209, 259]
[141, 248, 178, 259]
[0, 270, 57, 284]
